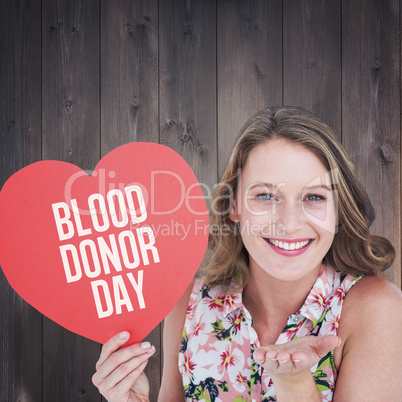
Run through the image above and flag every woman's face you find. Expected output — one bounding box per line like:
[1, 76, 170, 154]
[231, 138, 337, 282]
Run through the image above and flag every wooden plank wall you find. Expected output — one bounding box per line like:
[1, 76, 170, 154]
[0, 1, 400, 401]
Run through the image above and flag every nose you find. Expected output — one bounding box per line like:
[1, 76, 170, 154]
[276, 200, 304, 235]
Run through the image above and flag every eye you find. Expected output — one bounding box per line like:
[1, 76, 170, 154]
[303, 194, 326, 202]
[256, 193, 276, 201]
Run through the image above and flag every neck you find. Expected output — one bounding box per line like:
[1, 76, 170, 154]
[243, 262, 321, 328]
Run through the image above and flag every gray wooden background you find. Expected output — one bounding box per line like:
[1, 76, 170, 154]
[1, 1, 400, 401]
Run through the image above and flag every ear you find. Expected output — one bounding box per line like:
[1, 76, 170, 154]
[229, 198, 239, 222]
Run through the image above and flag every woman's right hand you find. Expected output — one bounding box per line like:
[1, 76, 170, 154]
[92, 331, 156, 402]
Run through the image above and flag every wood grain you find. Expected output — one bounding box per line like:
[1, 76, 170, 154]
[41, 0, 102, 400]
[159, 0, 217, 188]
[283, 0, 342, 137]
[217, 0, 283, 176]
[100, 0, 159, 150]
[42, 0, 100, 169]
[0, 0, 42, 401]
[342, 0, 400, 286]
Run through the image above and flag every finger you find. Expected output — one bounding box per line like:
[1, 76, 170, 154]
[290, 350, 308, 363]
[266, 349, 279, 361]
[263, 350, 293, 372]
[96, 342, 155, 383]
[313, 335, 341, 358]
[254, 349, 267, 365]
[97, 346, 155, 392]
[96, 331, 131, 370]
[276, 351, 291, 364]
[111, 360, 149, 396]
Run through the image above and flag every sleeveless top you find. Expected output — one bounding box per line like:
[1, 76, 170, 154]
[179, 264, 363, 402]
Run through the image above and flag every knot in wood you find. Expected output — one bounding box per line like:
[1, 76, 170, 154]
[254, 63, 265, 80]
[380, 144, 392, 163]
[132, 97, 140, 108]
[184, 23, 193, 36]
[78, 386, 89, 399]
[141, 16, 151, 26]
[65, 101, 72, 112]
[181, 133, 190, 143]
[50, 21, 62, 33]
[125, 23, 135, 37]
[373, 57, 381, 71]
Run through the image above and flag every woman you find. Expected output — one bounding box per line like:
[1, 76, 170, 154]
[92, 107, 402, 401]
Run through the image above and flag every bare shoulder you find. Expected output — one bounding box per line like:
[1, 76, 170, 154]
[158, 278, 196, 401]
[342, 275, 402, 324]
[334, 274, 402, 401]
[339, 274, 402, 342]
[349, 274, 401, 298]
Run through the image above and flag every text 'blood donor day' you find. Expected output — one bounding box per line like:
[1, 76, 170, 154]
[51, 185, 159, 319]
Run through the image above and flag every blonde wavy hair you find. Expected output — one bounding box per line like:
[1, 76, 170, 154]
[206, 106, 395, 286]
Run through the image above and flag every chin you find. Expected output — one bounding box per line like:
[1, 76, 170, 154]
[253, 259, 322, 283]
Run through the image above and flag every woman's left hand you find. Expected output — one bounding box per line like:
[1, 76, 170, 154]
[254, 335, 340, 382]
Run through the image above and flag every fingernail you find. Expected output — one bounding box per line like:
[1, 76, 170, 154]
[337, 337, 342, 347]
[254, 352, 265, 365]
[147, 345, 155, 353]
[141, 342, 151, 349]
[119, 331, 127, 339]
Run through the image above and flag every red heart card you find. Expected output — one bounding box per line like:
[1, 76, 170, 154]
[0, 143, 208, 345]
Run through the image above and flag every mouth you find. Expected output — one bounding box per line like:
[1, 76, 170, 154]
[264, 238, 314, 256]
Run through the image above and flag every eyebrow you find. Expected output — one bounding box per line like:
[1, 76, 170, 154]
[248, 182, 333, 192]
[303, 184, 333, 192]
[248, 182, 277, 191]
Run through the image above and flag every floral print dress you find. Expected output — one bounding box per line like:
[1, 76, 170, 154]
[178, 264, 362, 402]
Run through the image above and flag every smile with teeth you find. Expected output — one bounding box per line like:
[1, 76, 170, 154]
[266, 239, 311, 251]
